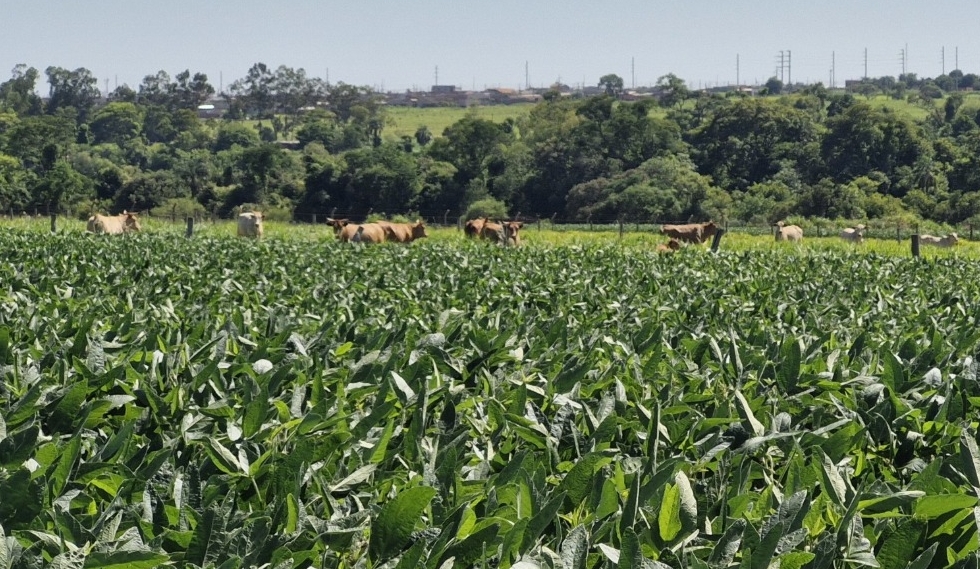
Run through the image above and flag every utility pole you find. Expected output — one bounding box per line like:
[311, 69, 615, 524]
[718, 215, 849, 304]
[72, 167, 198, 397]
[787, 50, 792, 86]
[777, 50, 785, 83]
[831, 51, 835, 88]
[900, 47, 906, 76]
[736, 53, 740, 88]
[864, 48, 868, 79]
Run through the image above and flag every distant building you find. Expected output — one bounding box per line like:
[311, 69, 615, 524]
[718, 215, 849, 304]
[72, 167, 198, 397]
[431, 85, 456, 93]
[197, 98, 229, 118]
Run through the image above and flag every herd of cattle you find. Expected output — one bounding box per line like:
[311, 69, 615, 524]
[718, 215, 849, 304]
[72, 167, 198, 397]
[80, 211, 962, 250]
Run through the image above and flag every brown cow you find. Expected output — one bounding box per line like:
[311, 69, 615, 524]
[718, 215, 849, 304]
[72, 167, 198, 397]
[87, 211, 142, 234]
[774, 221, 803, 242]
[655, 239, 682, 253]
[383, 220, 428, 243]
[464, 217, 489, 238]
[920, 233, 959, 247]
[326, 218, 350, 236]
[339, 223, 386, 243]
[481, 220, 524, 246]
[660, 221, 718, 244]
[840, 224, 865, 244]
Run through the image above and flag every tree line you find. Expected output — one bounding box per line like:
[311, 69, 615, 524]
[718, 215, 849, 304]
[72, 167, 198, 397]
[2, 63, 980, 227]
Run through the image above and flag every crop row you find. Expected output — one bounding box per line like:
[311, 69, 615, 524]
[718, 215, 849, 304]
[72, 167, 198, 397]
[1, 231, 980, 568]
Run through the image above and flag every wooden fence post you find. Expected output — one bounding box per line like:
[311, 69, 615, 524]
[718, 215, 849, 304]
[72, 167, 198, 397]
[50, 213, 56, 233]
[971, 223, 974, 241]
[896, 224, 901, 242]
[911, 234, 920, 257]
[503, 223, 511, 248]
[587, 214, 593, 232]
[619, 219, 624, 239]
[444, 210, 450, 227]
[186, 217, 194, 238]
[711, 229, 726, 252]
[537, 218, 542, 232]
[312, 213, 317, 224]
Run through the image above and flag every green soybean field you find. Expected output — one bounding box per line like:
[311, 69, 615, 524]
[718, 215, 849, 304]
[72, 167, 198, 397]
[3, 229, 980, 569]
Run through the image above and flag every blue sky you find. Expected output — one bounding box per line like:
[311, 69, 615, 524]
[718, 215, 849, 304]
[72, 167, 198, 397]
[4, 0, 980, 94]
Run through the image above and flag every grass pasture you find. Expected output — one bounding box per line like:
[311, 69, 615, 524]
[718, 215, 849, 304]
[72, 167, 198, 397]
[383, 104, 533, 139]
[4, 220, 980, 566]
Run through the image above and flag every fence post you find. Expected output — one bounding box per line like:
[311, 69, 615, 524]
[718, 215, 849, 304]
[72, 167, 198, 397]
[50, 213, 56, 233]
[503, 223, 511, 248]
[896, 224, 901, 242]
[537, 217, 542, 232]
[711, 229, 726, 252]
[619, 219, 624, 239]
[186, 217, 194, 237]
[587, 214, 593, 232]
[911, 234, 920, 257]
[444, 209, 450, 227]
[312, 213, 317, 224]
[971, 223, 975, 241]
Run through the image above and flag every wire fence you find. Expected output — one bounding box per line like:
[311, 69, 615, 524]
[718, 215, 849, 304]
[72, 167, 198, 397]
[5, 208, 976, 242]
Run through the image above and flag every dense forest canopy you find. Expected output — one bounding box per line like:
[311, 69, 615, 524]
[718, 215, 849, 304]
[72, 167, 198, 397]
[2, 63, 980, 225]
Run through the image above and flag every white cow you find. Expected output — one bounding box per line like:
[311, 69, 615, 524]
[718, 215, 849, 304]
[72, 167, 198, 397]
[774, 221, 803, 242]
[87, 211, 141, 234]
[920, 233, 959, 247]
[840, 224, 865, 244]
[237, 211, 264, 238]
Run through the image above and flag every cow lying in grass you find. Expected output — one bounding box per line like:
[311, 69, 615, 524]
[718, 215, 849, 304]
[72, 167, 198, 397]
[840, 224, 865, 244]
[655, 239, 681, 253]
[920, 233, 959, 247]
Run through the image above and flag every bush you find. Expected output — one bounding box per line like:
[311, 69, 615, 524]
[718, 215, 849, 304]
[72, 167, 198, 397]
[150, 198, 207, 221]
[462, 198, 509, 222]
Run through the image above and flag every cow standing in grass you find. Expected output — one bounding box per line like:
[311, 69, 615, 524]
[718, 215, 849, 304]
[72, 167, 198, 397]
[383, 220, 428, 243]
[840, 224, 865, 244]
[237, 212, 264, 238]
[326, 218, 350, 237]
[774, 221, 803, 242]
[87, 211, 141, 234]
[481, 220, 524, 246]
[339, 223, 386, 243]
[660, 221, 718, 244]
[464, 217, 488, 239]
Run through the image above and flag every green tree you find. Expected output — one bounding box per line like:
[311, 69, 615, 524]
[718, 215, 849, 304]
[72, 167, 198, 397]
[45, 66, 101, 121]
[0, 152, 31, 210]
[36, 160, 90, 212]
[415, 126, 433, 147]
[0, 65, 43, 115]
[599, 74, 624, 97]
[89, 102, 143, 145]
[656, 73, 690, 108]
[690, 97, 818, 191]
[764, 76, 783, 95]
[820, 103, 930, 188]
[214, 122, 261, 152]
